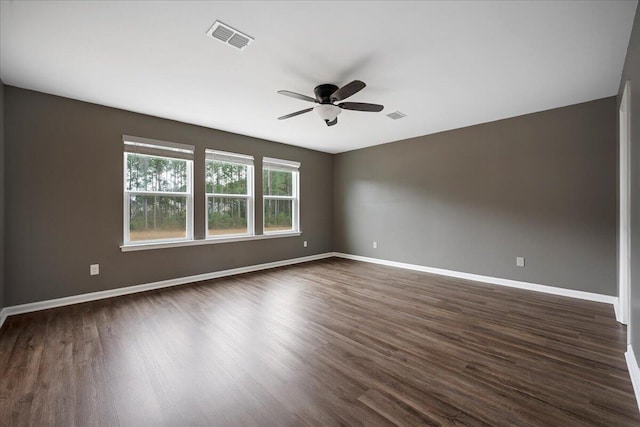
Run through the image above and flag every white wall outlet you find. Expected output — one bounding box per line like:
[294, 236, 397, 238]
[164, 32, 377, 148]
[90, 264, 100, 275]
[303, 240, 308, 247]
[516, 257, 525, 267]
[373, 241, 377, 249]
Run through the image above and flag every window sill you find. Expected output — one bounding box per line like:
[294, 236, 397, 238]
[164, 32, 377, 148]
[120, 231, 302, 252]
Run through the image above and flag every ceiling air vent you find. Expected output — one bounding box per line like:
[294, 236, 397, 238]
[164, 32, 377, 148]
[206, 21, 254, 51]
[386, 111, 406, 120]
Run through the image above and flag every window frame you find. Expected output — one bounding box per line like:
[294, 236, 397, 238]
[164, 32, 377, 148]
[123, 135, 194, 246]
[205, 149, 255, 239]
[262, 157, 301, 235]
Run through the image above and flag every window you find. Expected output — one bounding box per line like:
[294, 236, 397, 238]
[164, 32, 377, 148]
[263, 157, 300, 233]
[123, 136, 193, 245]
[206, 150, 254, 238]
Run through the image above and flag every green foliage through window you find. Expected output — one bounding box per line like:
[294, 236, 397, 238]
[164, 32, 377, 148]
[129, 195, 187, 240]
[206, 157, 252, 236]
[125, 152, 191, 241]
[127, 154, 188, 193]
[264, 199, 292, 231]
[206, 161, 248, 195]
[263, 169, 292, 196]
[208, 197, 247, 234]
[263, 166, 296, 232]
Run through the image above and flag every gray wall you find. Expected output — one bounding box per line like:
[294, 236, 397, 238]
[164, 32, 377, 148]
[1, 85, 620, 306]
[4, 87, 333, 306]
[334, 98, 617, 295]
[620, 6, 640, 349]
[0, 81, 4, 310]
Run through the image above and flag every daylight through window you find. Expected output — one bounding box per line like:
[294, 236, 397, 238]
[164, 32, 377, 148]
[206, 150, 255, 238]
[263, 157, 300, 233]
[123, 136, 194, 245]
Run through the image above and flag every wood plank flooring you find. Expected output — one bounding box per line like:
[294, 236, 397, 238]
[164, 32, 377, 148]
[0, 258, 638, 426]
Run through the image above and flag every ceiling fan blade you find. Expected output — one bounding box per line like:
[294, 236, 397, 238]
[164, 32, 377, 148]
[277, 90, 318, 103]
[338, 102, 384, 112]
[330, 80, 366, 101]
[278, 107, 314, 120]
[325, 117, 338, 126]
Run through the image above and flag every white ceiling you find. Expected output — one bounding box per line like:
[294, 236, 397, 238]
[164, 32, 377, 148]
[0, 1, 636, 154]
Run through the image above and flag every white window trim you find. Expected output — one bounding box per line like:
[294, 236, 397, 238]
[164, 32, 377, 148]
[205, 150, 255, 239]
[123, 137, 194, 247]
[263, 158, 300, 234]
[120, 141, 306, 251]
[263, 157, 301, 170]
[124, 135, 194, 154]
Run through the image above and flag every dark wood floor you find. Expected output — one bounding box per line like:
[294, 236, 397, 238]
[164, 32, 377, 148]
[0, 258, 638, 426]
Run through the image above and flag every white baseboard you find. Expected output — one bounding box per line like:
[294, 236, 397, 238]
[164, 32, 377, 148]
[333, 252, 618, 306]
[0, 252, 334, 328]
[625, 345, 640, 413]
[1, 250, 633, 411]
[613, 300, 623, 323]
[0, 251, 619, 331]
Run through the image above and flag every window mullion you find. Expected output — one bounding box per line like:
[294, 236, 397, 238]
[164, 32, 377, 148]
[126, 190, 189, 197]
[209, 193, 250, 199]
[264, 195, 295, 200]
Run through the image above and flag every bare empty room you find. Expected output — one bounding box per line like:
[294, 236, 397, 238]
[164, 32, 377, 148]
[2, 1, 640, 425]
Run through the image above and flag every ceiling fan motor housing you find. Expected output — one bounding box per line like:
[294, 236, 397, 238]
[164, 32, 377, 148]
[314, 84, 339, 103]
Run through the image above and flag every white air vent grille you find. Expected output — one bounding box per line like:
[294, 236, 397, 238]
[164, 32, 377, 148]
[207, 21, 254, 51]
[228, 33, 250, 49]
[212, 25, 234, 42]
[386, 111, 406, 120]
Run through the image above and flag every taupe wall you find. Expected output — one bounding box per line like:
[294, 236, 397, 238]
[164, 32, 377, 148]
[620, 6, 640, 349]
[4, 87, 333, 306]
[334, 98, 617, 295]
[0, 81, 4, 310]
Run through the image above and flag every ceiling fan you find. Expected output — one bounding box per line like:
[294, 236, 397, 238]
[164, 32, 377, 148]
[277, 80, 384, 126]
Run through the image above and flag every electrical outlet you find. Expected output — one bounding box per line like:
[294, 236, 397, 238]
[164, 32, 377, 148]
[516, 257, 525, 267]
[303, 240, 307, 248]
[90, 264, 99, 275]
[373, 241, 377, 249]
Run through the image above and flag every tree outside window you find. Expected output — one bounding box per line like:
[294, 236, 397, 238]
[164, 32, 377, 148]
[206, 150, 254, 237]
[124, 137, 194, 245]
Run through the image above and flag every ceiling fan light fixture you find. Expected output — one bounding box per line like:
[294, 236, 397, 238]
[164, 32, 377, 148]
[314, 104, 341, 122]
[278, 80, 383, 126]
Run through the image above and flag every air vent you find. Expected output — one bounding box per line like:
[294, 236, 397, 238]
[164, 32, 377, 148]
[386, 111, 406, 120]
[211, 25, 233, 43]
[206, 21, 254, 51]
